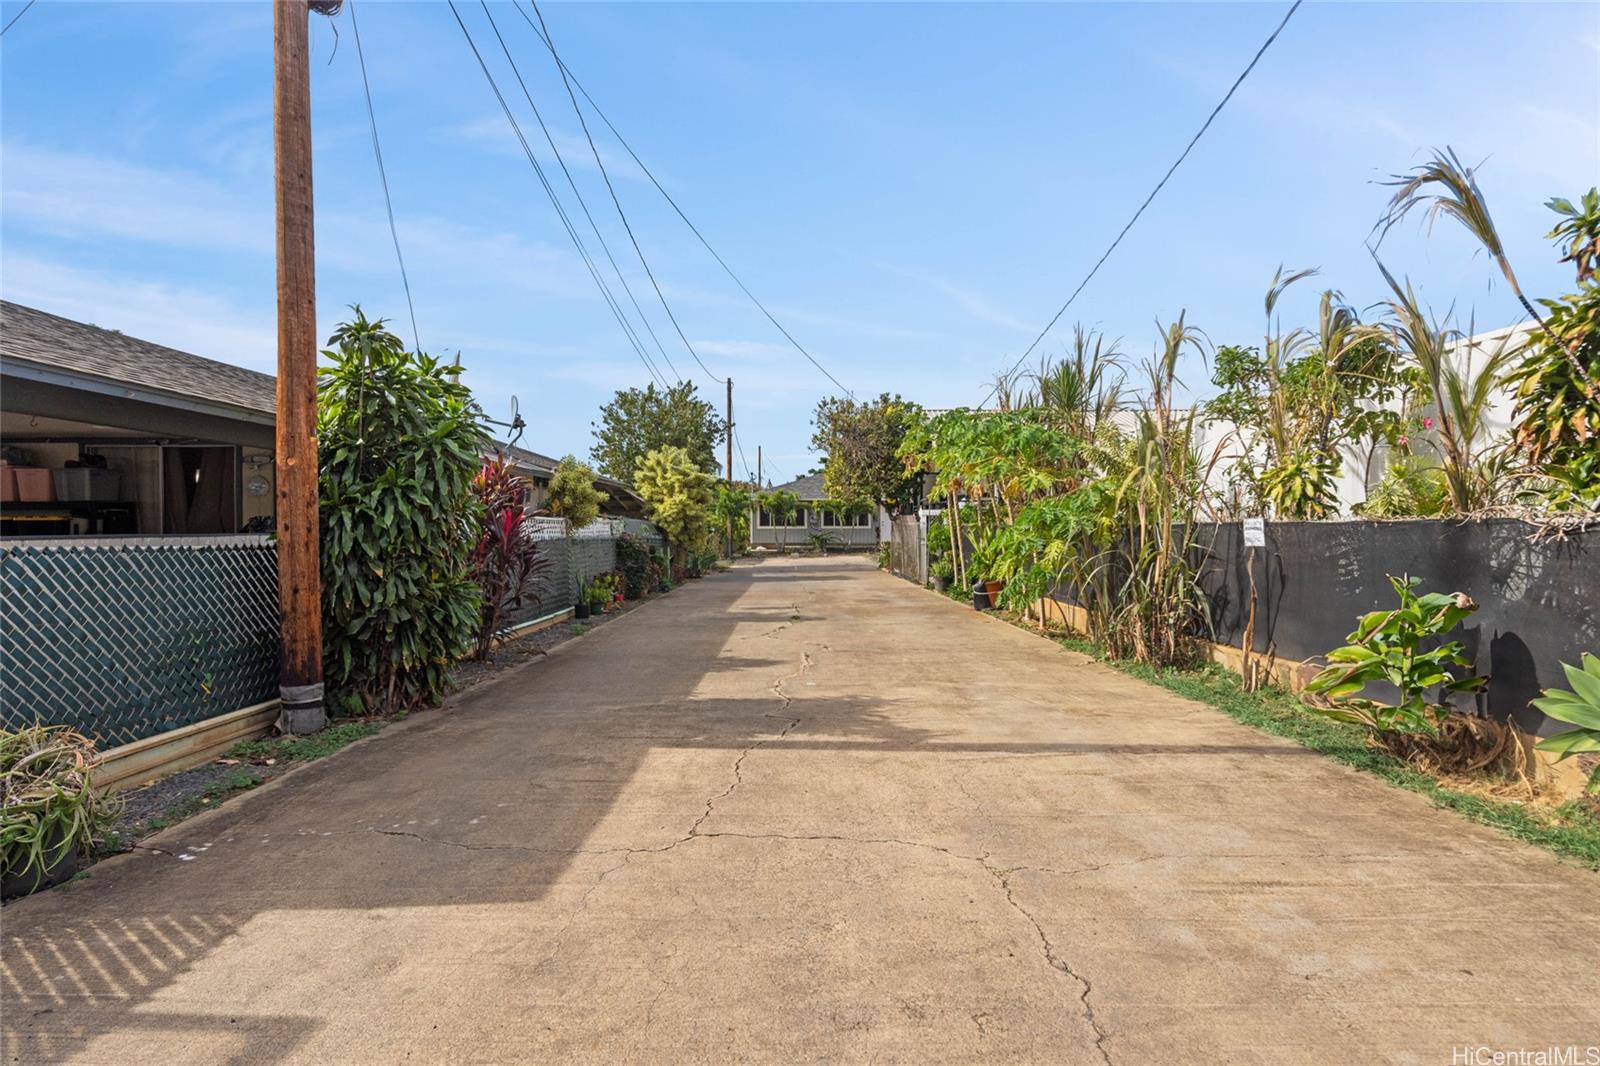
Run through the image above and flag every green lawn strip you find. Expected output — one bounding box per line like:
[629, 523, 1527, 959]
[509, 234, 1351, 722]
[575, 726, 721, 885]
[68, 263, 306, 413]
[225, 720, 384, 764]
[1051, 633, 1600, 870]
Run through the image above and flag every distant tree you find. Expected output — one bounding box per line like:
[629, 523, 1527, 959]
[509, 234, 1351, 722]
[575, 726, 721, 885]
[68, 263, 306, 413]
[591, 381, 725, 485]
[546, 455, 604, 533]
[757, 488, 800, 555]
[810, 393, 924, 512]
[635, 445, 716, 555]
[711, 483, 754, 557]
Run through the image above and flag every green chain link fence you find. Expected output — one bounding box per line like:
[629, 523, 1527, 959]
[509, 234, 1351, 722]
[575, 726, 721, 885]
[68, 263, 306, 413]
[1, 535, 280, 747]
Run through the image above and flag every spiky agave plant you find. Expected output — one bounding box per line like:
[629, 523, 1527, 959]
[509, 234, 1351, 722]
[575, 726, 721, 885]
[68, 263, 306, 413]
[2, 725, 122, 895]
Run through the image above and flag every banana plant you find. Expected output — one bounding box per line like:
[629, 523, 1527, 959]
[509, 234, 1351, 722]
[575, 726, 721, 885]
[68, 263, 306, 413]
[1533, 654, 1600, 794]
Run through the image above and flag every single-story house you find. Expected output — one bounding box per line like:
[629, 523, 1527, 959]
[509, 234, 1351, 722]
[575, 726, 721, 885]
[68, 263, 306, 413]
[750, 472, 888, 550]
[0, 301, 641, 536]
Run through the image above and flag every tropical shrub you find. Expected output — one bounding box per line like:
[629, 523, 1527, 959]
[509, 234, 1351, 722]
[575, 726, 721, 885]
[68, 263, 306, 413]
[635, 445, 716, 556]
[469, 457, 547, 660]
[1259, 450, 1338, 520]
[805, 530, 840, 554]
[1357, 455, 1450, 519]
[319, 310, 484, 713]
[1303, 575, 1486, 737]
[711, 484, 753, 557]
[546, 455, 604, 534]
[1505, 192, 1600, 507]
[615, 532, 661, 598]
[1, 725, 121, 895]
[1205, 278, 1408, 517]
[1533, 654, 1600, 794]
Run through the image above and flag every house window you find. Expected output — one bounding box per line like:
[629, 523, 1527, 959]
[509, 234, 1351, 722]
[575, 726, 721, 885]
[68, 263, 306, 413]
[756, 507, 808, 528]
[820, 509, 870, 528]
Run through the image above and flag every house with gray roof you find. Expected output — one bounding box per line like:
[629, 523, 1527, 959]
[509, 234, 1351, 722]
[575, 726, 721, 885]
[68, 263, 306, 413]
[750, 471, 885, 551]
[0, 301, 640, 536]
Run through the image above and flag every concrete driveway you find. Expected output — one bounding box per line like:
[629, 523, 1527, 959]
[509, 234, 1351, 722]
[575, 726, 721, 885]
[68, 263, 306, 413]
[4, 555, 1597, 1064]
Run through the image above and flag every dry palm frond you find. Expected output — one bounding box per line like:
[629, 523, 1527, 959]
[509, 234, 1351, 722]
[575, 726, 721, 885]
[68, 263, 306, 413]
[1379, 147, 1592, 388]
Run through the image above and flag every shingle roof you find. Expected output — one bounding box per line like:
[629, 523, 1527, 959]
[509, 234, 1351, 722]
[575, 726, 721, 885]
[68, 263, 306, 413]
[2, 302, 637, 496]
[770, 472, 827, 499]
[1, 300, 277, 417]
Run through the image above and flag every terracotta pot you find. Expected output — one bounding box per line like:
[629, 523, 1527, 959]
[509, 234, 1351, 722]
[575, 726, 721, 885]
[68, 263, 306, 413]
[984, 580, 1005, 602]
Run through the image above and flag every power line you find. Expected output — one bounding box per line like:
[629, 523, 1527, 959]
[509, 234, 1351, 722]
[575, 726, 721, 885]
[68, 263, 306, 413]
[476, 0, 682, 383]
[516, 0, 857, 401]
[977, 0, 1303, 408]
[732, 425, 755, 484]
[0, 0, 35, 37]
[522, 0, 724, 388]
[347, 0, 419, 351]
[1, 0, 37, 37]
[446, 0, 669, 390]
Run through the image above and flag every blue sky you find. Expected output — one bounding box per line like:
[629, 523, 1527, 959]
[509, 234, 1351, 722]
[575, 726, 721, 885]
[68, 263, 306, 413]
[3, 1, 1597, 486]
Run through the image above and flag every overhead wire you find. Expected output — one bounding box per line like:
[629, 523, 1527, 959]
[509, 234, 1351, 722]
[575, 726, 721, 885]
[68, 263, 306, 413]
[1, 0, 37, 37]
[732, 426, 755, 485]
[976, 0, 1304, 409]
[477, 0, 685, 384]
[521, 0, 724, 388]
[516, 0, 857, 401]
[446, 0, 670, 390]
[347, 0, 420, 352]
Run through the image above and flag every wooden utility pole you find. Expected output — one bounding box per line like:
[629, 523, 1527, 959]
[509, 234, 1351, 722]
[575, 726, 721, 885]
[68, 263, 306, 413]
[273, 0, 326, 735]
[724, 378, 734, 557]
[757, 446, 762, 489]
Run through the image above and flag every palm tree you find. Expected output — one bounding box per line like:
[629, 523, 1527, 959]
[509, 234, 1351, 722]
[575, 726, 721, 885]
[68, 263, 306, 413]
[1380, 147, 1594, 393]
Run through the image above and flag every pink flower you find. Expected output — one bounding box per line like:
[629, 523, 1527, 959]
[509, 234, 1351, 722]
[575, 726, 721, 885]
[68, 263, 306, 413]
[1422, 417, 1434, 430]
[1396, 435, 1409, 447]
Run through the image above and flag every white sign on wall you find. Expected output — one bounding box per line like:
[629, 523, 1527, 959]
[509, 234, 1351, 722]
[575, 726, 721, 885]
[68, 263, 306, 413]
[1242, 517, 1266, 548]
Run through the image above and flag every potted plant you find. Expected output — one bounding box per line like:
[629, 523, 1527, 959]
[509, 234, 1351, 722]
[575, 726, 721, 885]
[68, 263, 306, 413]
[589, 573, 617, 614]
[2, 725, 122, 900]
[930, 556, 954, 593]
[574, 575, 593, 619]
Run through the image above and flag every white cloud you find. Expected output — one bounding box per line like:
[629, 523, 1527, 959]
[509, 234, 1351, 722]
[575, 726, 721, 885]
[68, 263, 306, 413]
[447, 115, 649, 183]
[903, 272, 1035, 334]
[690, 338, 791, 362]
[2, 252, 277, 371]
[0, 140, 271, 258]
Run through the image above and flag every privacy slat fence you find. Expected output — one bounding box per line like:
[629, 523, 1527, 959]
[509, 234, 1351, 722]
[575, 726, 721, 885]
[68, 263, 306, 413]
[889, 515, 927, 585]
[3, 518, 666, 749]
[1, 535, 280, 747]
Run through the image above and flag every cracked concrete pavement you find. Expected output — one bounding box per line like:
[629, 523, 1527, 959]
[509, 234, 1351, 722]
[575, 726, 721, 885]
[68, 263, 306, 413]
[4, 555, 1598, 1064]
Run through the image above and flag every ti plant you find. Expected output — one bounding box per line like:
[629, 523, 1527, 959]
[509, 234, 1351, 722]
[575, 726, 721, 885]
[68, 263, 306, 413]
[1532, 654, 1600, 794]
[1303, 575, 1486, 736]
[2, 725, 122, 893]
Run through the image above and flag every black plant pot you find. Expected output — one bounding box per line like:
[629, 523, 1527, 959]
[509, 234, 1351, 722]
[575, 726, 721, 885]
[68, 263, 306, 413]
[573, 602, 592, 620]
[972, 579, 991, 611]
[932, 575, 951, 593]
[2, 829, 80, 902]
